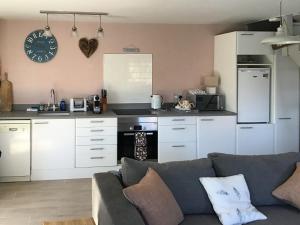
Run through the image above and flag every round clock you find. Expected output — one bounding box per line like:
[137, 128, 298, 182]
[24, 29, 58, 63]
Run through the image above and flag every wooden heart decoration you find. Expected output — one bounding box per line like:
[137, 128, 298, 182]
[79, 38, 98, 58]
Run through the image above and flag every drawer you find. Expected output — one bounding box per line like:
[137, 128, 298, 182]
[76, 149, 117, 167]
[76, 126, 117, 136]
[76, 145, 117, 152]
[158, 117, 196, 126]
[158, 125, 196, 142]
[158, 142, 197, 163]
[76, 136, 117, 145]
[76, 118, 117, 127]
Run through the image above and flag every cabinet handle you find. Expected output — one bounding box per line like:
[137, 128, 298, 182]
[90, 138, 104, 141]
[172, 145, 185, 148]
[172, 118, 185, 121]
[278, 117, 292, 120]
[90, 120, 104, 123]
[90, 148, 104, 151]
[90, 129, 104, 132]
[34, 121, 49, 124]
[200, 119, 214, 121]
[240, 33, 254, 36]
[90, 156, 104, 159]
[240, 126, 253, 129]
[172, 127, 186, 130]
[9, 128, 18, 132]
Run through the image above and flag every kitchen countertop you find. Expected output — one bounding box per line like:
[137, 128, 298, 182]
[0, 109, 236, 120]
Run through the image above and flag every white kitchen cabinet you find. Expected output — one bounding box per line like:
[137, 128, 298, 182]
[197, 116, 236, 158]
[274, 54, 299, 153]
[236, 124, 274, 155]
[158, 117, 197, 163]
[32, 119, 75, 170]
[236, 32, 274, 55]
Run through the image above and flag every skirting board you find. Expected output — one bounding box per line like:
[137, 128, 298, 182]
[31, 166, 120, 181]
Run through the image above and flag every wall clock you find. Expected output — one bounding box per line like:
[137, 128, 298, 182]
[24, 29, 58, 63]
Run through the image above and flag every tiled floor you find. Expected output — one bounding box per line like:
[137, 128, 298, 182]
[0, 179, 92, 225]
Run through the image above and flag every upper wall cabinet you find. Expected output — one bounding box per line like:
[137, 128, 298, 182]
[236, 32, 274, 55]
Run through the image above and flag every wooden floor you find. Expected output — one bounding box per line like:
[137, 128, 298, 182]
[0, 179, 92, 225]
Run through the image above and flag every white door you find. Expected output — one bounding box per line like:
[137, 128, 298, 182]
[238, 68, 270, 123]
[32, 119, 75, 170]
[237, 124, 274, 155]
[274, 55, 299, 153]
[197, 116, 236, 158]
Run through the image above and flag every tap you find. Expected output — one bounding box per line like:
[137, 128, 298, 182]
[49, 89, 57, 111]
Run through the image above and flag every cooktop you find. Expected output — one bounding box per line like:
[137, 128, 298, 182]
[113, 109, 155, 115]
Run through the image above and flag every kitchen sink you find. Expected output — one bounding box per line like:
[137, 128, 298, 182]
[38, 112, 71, 116]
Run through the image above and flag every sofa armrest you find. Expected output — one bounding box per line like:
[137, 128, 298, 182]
[92, 172, 146, 225]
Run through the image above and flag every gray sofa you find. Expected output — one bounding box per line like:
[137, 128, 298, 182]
[92, 153, 300, 225]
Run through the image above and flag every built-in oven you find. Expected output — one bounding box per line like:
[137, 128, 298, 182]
[117, 117, 158, 161]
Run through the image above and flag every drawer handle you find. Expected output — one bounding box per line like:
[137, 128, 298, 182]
[172, 119, 185, 121]
[240, 33, 254, 36]
[240, 127, 253, 129]
[172, 127, 186, 130]
[278, 117, 292, 120]
[90, 148, 104, 151]
[34, 122, 49, 124]
[91, 129, 104, 132]
[90, 138, 104, 141]
[172, 145, 185, 148]
[90, 156, 104, 159]
[9, 128, 18, 132]
[90, 121, 104, 123]
[200, 119, 214, 121]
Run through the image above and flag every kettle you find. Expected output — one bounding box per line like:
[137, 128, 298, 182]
[151, 94, 163, 109]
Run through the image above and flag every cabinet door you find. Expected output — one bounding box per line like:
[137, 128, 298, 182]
[236, 32, 274, 55]
[237, 124, 274, 155]
[32, 119, 75, 170]
[197, 116, 236, 158]
[275, 117, 299, 153]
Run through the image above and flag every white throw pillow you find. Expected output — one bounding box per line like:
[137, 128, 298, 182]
[199, 174, 267, 225]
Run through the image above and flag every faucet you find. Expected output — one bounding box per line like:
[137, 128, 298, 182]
[49, 89, 57, 111]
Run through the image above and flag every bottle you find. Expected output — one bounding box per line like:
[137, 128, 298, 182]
[60, 99, 66, 111]
[101, 89, 108, 112]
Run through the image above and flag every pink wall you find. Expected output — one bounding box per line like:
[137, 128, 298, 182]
[0, 20, 233, 104]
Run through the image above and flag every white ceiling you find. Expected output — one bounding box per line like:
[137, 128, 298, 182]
[0, 0, 300, 24]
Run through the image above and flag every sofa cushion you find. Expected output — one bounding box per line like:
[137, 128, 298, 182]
[180, 206, 300, 225]
[208, 152, 300, 206]
[121, 157, 216, 214]
[123, 168, 184, 225]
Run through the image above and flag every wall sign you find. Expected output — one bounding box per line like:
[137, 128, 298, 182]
[24, 29, 58, 63]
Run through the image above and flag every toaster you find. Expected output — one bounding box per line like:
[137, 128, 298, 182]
[70, 98, 87, 112]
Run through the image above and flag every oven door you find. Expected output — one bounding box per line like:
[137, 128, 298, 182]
[117, 131, 158, 160]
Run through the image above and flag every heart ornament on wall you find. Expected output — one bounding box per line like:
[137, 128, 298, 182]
[79, 38, 99, 58]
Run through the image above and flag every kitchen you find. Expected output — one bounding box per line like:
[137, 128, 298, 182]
[0, 10, 300, 183]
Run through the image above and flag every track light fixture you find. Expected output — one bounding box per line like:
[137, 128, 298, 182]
[43, 13, 52, 37]
[40, 11, 108, 38]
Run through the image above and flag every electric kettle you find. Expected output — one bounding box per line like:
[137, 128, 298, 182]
[151, 95, 163, 109]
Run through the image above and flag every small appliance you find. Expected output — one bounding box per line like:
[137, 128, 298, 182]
[93, 95, 101, 114]
[188, 94, 225, 111]
[70, 98, 87, 112]
[151, 95, 163, 110]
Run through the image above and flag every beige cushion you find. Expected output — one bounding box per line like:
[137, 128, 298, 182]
[123, 168, 184, 225]
[273, 162, 300, 209]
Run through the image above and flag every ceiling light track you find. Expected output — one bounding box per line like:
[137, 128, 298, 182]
[40, 10, 108, 16]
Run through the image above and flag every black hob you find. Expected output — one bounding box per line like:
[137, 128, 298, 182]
[113, 109, 154, 115]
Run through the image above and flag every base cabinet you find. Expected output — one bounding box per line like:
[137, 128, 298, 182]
[197, 116, 236, 158]
[236, 124, 274, 155]
[32, 119, 75, 170]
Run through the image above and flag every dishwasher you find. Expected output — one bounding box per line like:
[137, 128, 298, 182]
[0, 120, 31, 182]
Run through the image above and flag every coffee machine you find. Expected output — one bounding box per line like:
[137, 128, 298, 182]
[93, 95, 101, 114]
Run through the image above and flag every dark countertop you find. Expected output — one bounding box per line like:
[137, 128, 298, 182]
[0, 109, 236, 120]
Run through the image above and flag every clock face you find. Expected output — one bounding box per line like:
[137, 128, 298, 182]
[24, 29, 58, 63]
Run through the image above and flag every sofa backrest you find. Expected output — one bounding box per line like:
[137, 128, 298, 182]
[208, 152, 300, 206]
[121, 157, 216, 214]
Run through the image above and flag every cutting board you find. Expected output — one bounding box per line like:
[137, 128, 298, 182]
[0, 73, 13, 112]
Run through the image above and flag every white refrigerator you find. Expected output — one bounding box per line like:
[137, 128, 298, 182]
[238, 68, 271, 123]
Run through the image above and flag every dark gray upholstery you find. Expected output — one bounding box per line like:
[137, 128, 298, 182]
[93, 173, 146, 225]
[121, 157, 216, 214]
[208, 152, 300, 206]
[180, 206, 300, 225]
